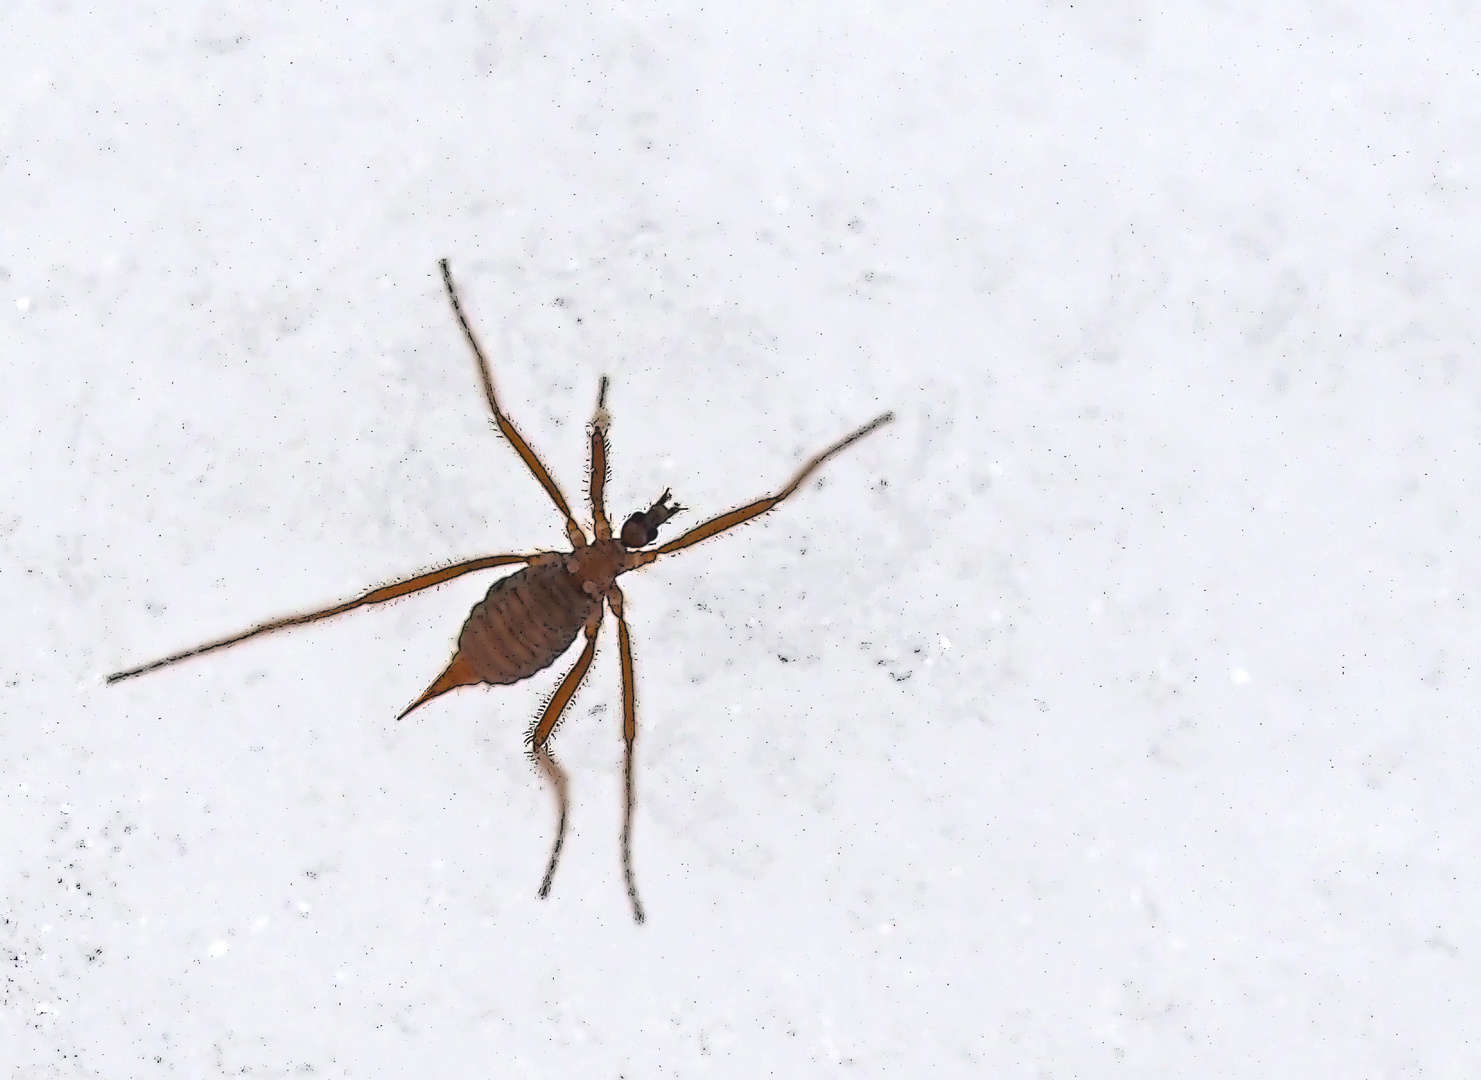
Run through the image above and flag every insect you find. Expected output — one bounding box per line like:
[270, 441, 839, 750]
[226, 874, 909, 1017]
[108, 259, 893, 922]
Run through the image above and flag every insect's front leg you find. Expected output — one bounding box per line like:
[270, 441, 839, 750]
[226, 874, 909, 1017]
[589, 377, 612, 540]
[607, 584, 645, 923]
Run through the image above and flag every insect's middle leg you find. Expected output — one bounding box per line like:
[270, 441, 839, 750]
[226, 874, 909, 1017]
[626, 412, 894, 566]
[535, 746, 569, 899]
[530, 611, 602, 752]
[528, 610, 602, 898]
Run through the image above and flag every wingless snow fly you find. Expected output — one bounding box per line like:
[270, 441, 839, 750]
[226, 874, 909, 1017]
[109, 259, 894, 922]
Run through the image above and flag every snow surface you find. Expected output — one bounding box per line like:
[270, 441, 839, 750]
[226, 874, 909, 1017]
[4, 1, 1479, 1076]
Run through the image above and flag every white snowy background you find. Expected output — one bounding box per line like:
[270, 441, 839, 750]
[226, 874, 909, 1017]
[3, 1, 1479, 1076]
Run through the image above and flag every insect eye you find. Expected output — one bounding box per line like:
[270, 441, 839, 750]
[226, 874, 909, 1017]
[621, 490, 683, 549]
[620, 514, 654, 548]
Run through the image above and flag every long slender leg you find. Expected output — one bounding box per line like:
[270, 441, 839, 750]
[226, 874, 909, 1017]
[607, 585, 644, 923]
[589, 377, 612, 540]
[106, 553, 542, 683]
[535, 746, 569, 899]
[528, 612, 602, 898]
[529, 612, 602, 752]
[439, 258, 587, 549]
[627, 412, 894, 567]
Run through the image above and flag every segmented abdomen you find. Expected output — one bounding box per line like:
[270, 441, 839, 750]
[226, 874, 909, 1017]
[459, 561, 596, 685]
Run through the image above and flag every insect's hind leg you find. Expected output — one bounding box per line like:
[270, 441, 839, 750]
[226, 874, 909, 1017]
[535, 746, 570, 899]
[108, 552, 541, 684]
[439, 259, 588, 549]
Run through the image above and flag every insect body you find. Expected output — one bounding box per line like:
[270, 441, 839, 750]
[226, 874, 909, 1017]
[420, 546, 614, 702]
[452, 555, 602, 688]
[108, 260, 893, 922]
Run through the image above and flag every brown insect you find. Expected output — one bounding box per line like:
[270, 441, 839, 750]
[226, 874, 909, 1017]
[108, 259, 893, 922]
